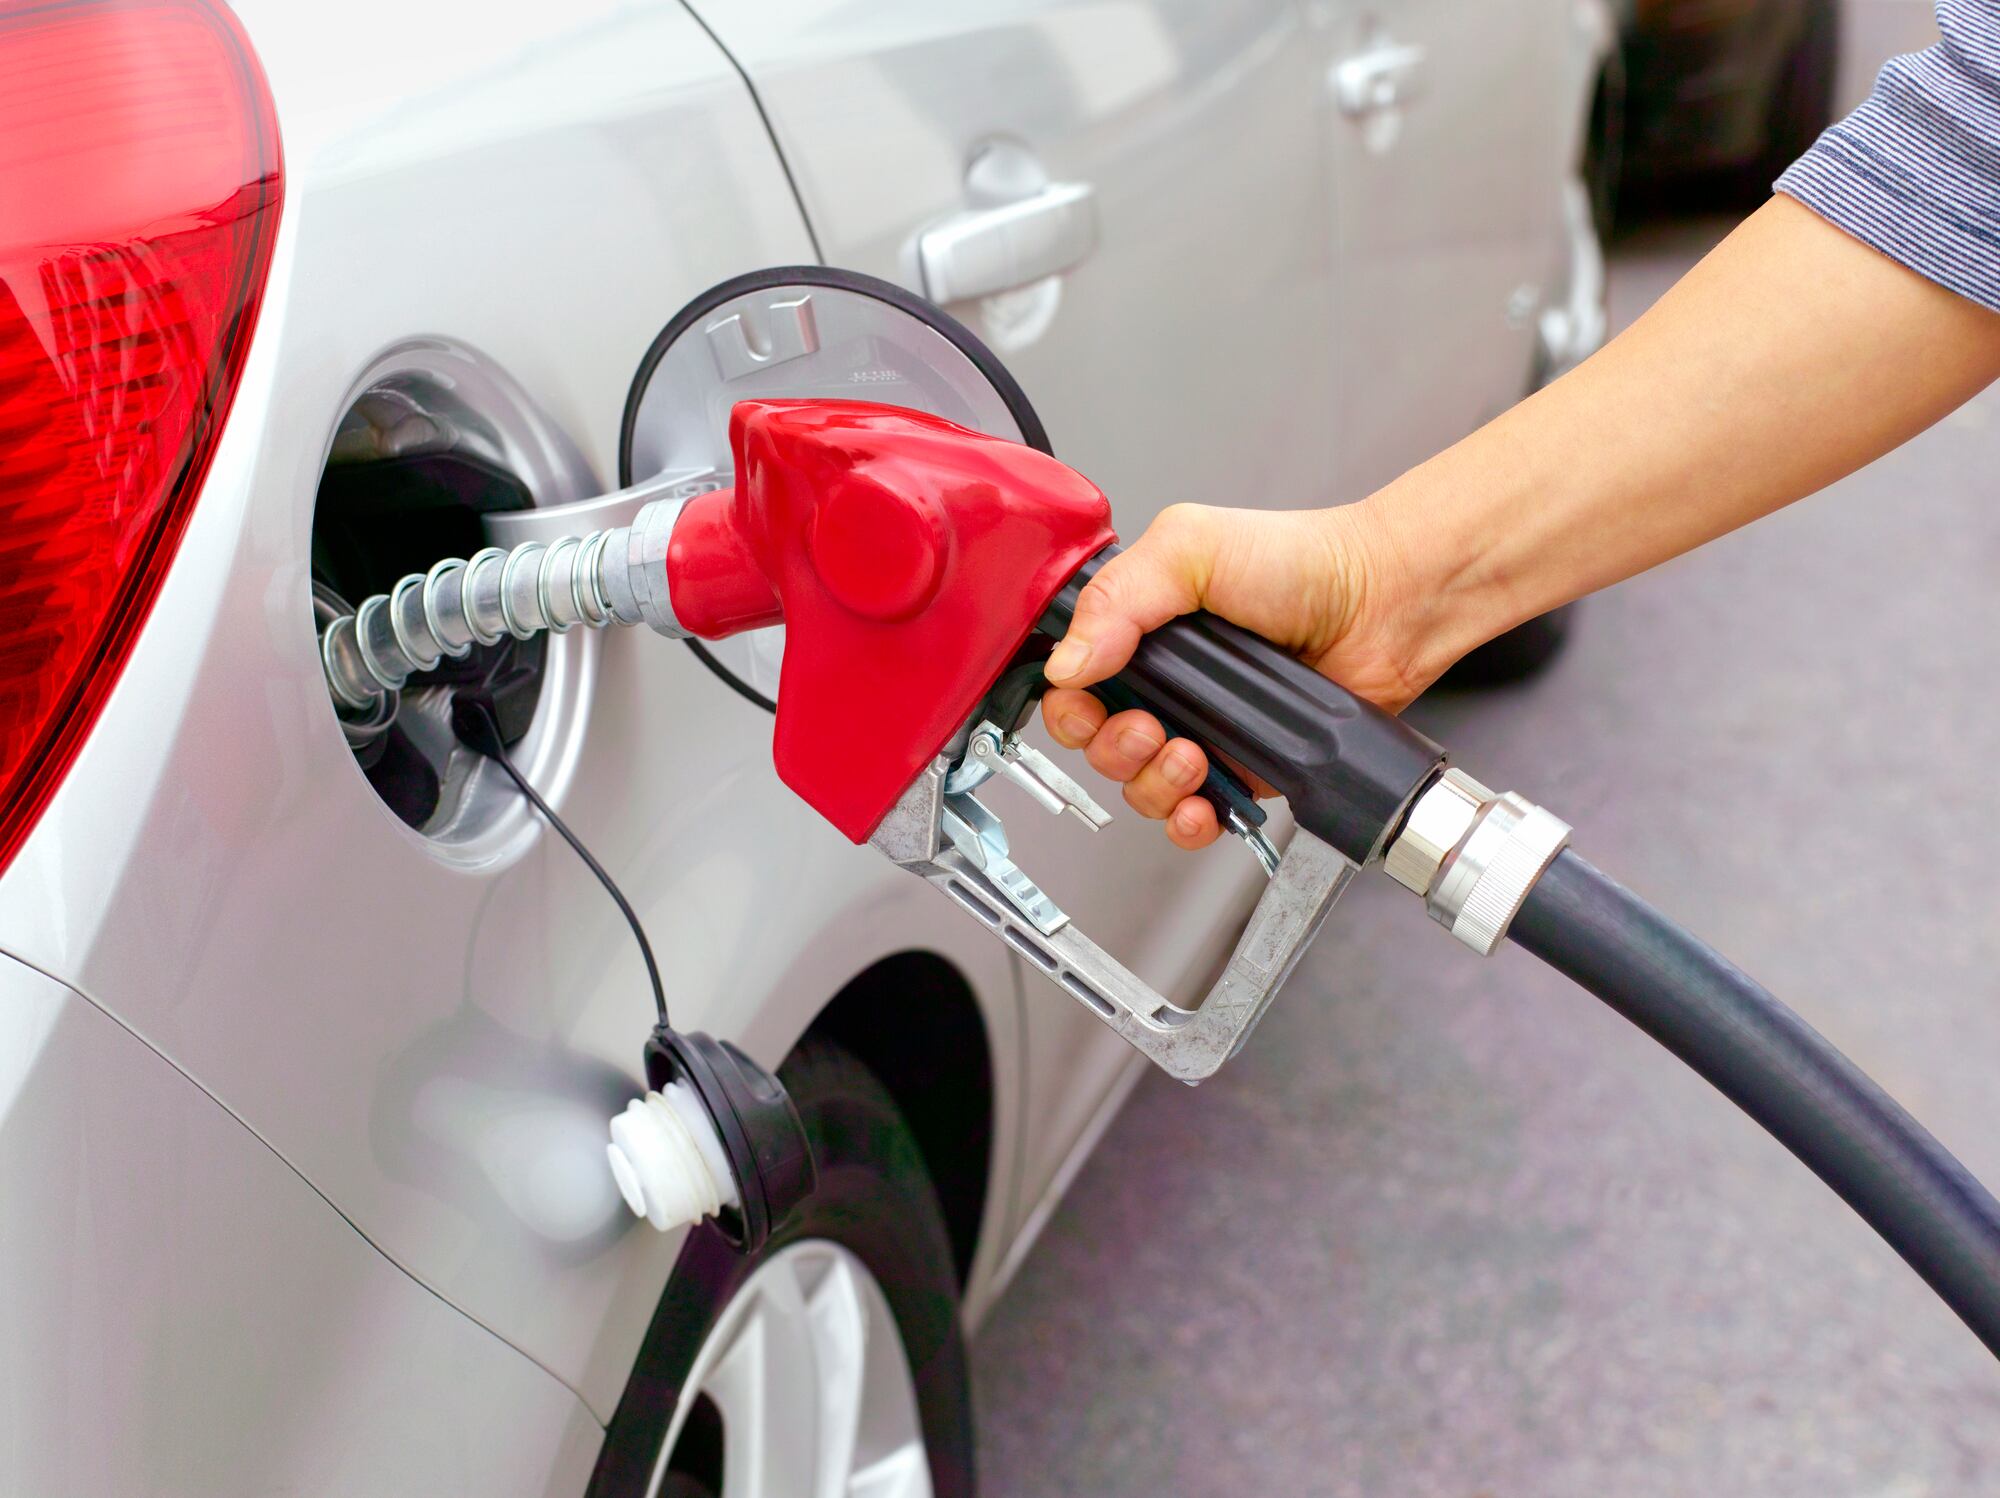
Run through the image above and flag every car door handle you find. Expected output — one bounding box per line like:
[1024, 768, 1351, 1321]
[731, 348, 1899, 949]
[917, 181, 1098, 305]
[1332, 39, 1425, 117]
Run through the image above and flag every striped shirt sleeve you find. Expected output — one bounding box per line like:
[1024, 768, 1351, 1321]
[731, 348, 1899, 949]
[1776, 0, 2000, 311]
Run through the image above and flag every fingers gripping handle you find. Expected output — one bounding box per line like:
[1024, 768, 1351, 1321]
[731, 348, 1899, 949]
[1042, 549, 1445, 866]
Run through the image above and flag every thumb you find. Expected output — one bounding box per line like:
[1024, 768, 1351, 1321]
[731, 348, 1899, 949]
[1045, 505, 1215, 688]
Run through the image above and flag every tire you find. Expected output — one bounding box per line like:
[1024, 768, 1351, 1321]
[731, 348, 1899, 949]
[1759, 0, 1840, 184]
[588, 1039, 975, 1498]
[1437, 604, 1575, 689]
[1584, 57, 1627, 245]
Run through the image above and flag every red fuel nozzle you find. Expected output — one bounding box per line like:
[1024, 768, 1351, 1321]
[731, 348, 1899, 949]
[664, 399, 1118, 843]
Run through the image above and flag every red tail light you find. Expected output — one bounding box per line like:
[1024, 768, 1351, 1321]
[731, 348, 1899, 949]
[0, 0, 281, 873]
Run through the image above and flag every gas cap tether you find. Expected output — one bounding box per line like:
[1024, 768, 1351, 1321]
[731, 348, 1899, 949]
[450, 686, 816, 1249]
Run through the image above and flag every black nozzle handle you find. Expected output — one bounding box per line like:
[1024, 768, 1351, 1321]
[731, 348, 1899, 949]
[1042, 548, 1443, 866]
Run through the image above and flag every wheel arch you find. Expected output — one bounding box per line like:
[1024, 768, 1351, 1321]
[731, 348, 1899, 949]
[804, 949, 995, 1290]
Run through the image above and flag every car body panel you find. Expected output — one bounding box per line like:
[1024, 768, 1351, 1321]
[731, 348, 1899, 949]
[1311, 0, 1594, 498]
[0, 952, 603, 1496]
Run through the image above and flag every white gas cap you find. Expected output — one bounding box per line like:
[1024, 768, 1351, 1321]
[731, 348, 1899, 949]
[606, 1081, 741, 1233]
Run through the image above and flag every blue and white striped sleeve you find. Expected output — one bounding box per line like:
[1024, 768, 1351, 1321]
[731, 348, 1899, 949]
[1776, 0, 2000, 312]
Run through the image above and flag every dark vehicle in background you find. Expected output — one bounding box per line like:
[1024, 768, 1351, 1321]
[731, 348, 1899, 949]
[1592, 0, 1842, 228]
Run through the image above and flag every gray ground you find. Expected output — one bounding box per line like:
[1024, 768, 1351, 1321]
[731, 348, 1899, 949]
[969, 217, 2000, 1497]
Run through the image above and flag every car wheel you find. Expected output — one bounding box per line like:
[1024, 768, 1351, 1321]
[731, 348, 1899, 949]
[590, 1040, 974, 1498]
[1438, 604, 1575, 689]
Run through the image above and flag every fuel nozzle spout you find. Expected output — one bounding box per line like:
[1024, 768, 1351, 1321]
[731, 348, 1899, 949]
[608, 1026, 816, 1251]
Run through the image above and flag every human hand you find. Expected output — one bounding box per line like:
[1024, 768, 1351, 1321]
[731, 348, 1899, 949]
[1040, 501, 1436, 849]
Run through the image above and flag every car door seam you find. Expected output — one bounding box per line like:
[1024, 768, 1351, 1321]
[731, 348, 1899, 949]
[676, 0, 827, 264]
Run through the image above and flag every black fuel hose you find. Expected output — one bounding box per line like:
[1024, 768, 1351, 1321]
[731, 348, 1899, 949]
[1511, 849, 2000, 1360]
[1043, 565, 2000, 1354]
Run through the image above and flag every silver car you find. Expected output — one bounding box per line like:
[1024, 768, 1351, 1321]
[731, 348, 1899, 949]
[0, 1, 1607, 1491]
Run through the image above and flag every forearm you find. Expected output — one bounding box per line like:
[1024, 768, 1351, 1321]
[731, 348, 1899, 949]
[1044, 158, 2000, 847]
[1359, 195, 2000, 684]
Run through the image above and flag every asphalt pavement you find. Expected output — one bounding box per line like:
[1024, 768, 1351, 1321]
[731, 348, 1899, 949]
[970, 215, 2000, 1497]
